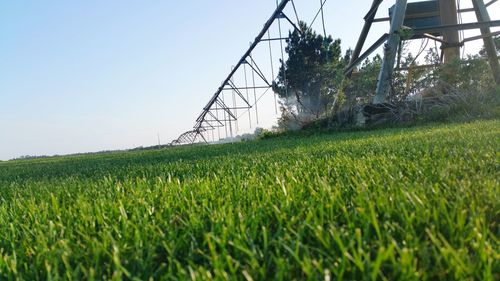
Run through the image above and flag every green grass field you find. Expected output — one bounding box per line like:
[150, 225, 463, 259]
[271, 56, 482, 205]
[0, 120, 498, 280]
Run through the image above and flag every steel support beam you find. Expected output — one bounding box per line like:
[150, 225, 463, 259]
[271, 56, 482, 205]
[374, 0, 408, 104]
[439, 0, 461, 63]
[459, 0, 498, 13]
[412, 20, 500, 34]
[347, 0, 384, 77]
[462, 30, 500, 43]
[344, 33, 389, 75]
[472, 0, 500, 84]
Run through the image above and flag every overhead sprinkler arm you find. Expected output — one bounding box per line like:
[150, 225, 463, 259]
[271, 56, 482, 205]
[196, 0, 292, 131]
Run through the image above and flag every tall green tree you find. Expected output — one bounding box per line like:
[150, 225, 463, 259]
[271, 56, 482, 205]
[273, 22, 345, 117]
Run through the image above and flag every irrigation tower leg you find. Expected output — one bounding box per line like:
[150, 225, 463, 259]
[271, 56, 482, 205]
[472, 0, 500, 85]
[439, 0, 461, 63]
[347, 0, 383, 78]
[374, 0, 408, 104]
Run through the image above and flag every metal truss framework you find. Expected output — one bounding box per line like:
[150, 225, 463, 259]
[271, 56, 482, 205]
[171, 0, 500, 145]
[345, 0, 500, 104]
[170, 0, 329, 145]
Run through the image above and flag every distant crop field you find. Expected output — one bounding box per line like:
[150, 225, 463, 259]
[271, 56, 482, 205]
[0, 120, 498, 280]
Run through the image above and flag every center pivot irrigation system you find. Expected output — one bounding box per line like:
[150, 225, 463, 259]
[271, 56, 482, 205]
[170, 0, 500, 146]
[170, 0, 319, 145]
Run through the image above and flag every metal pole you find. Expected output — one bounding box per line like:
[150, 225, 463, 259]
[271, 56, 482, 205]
[472, 0, 500, 84]
[347, 0, 384, 77]
[374, 0, 408, 104]
[250, 54, 259, 125]
[319, 0, 327, 38]
[222, 93, 229, 139]
[439, 0, 461, 63]
[277, 0, 289, 101]
[243, 63, 252, 128]
[230, 66, 239, 132]
[216, 102, 221, 140]
[268, 30, 279, 114]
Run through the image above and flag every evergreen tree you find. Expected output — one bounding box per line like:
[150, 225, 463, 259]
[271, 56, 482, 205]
[273, 22, 344, 117]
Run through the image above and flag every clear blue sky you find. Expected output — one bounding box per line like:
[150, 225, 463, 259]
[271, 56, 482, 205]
[0, 0, 495, 160]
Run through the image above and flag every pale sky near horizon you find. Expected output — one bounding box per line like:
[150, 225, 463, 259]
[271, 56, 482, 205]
[1, 0, 498, 160]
